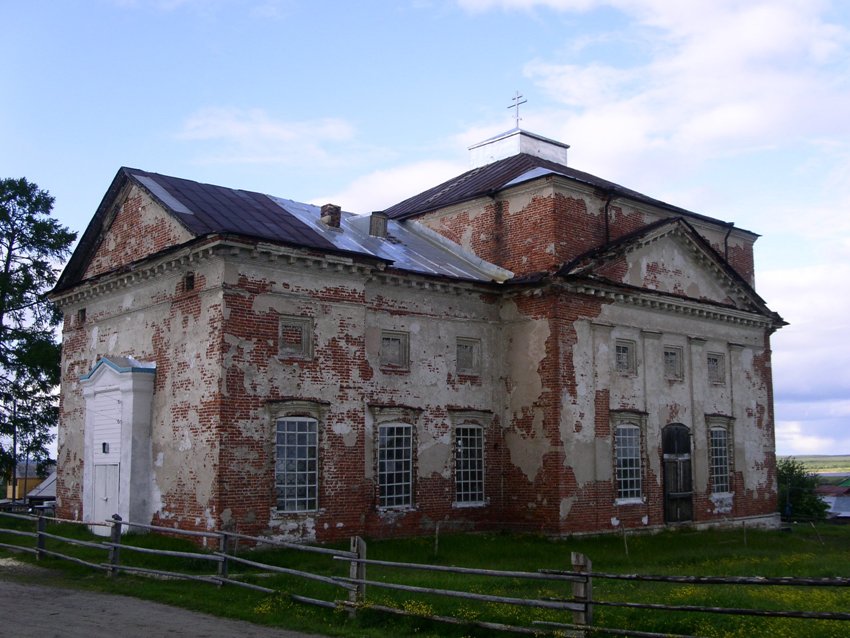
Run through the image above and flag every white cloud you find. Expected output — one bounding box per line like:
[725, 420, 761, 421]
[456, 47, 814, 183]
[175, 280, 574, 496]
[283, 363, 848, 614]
[465, 1, 850, 185]
[776, 420, 850, 456]
[458, 0, 850, 457]
[177, 107, 357, 166]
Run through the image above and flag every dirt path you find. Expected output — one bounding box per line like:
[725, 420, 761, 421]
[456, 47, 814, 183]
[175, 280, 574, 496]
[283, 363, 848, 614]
[0, 558, 329, 638]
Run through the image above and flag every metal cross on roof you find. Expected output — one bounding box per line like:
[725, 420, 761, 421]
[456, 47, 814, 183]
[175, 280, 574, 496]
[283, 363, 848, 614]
[507, 91, 527, 128]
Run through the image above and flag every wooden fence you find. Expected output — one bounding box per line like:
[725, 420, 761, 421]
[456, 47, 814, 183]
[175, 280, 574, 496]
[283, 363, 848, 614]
[2, 511, 849, 637]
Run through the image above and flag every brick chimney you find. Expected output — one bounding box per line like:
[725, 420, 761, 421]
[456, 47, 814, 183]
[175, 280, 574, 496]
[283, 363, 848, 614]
[369, 211, 388, 238]
[320, 203, 341, 228]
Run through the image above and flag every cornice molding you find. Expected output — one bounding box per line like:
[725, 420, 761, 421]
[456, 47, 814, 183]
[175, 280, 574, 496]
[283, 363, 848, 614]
[563, 279, 774, 328]
[51, 238, 382, 308]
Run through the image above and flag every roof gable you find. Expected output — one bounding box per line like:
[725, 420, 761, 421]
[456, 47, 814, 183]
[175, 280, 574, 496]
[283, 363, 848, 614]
[54, 167, 512, 294]
[383, 151, 756, 239]
[559, 218, 775, 316]
[81, 180, 195, 281]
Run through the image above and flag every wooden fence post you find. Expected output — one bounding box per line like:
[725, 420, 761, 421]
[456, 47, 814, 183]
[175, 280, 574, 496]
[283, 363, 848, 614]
[348, 536, 367, 616]
[36, 512, 46, 561]
[571, 551, 593, 627]
[108, 514, 123, 578]
[218, 532, 230, 584]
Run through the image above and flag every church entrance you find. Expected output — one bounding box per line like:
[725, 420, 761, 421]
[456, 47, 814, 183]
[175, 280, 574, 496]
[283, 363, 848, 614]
[662, 424, 693, 523]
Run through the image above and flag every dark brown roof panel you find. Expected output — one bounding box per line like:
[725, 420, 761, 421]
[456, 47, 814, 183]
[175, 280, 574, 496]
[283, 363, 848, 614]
[383, 153, 749, 235]
[127, 169, 339, 251]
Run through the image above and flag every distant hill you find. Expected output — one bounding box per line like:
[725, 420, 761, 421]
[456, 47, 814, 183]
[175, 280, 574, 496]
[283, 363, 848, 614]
[780, 455, 850, 474]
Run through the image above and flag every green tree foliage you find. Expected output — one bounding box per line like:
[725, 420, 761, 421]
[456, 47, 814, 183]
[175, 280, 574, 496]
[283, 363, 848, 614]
[0, 177, 76, 486]
[777, 457, 829, 521]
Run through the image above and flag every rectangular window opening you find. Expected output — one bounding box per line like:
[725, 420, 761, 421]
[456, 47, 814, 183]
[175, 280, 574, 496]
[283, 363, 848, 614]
[615, 424, 642, 500]
[664, 346, 683, 380]
[275, 417, 318, 512]
[615, 340, 636, 375]
[709, 427, 731, 493]
[707, 352, 726, 384]
[455, 425, 484, 504]
[380, 330, 410, 370]
[378, 423, 413, 508]
[279, 316, 313, 359]
[456, 337, 481, 376]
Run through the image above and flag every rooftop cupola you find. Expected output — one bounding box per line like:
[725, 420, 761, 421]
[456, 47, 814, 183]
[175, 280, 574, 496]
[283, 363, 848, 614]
[468, 128, 570, 169]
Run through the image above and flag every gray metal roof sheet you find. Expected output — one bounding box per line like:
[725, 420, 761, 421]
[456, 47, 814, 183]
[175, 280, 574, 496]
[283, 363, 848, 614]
[272, 197, 512, 282]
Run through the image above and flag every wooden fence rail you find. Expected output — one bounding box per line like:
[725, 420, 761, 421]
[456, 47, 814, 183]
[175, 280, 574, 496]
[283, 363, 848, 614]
[3, 510, 850, 637]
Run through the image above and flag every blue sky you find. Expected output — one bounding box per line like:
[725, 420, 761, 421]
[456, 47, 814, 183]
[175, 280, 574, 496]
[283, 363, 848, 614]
[3, 0, 849, 456]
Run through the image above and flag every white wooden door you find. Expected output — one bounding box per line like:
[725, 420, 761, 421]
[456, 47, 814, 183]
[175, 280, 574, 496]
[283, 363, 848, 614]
[92, 463, 119, 536]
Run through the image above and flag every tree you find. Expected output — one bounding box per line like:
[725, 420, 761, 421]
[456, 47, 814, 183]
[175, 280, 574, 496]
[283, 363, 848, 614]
[0, 177, 76, 497]
[777, 457, 829, 521]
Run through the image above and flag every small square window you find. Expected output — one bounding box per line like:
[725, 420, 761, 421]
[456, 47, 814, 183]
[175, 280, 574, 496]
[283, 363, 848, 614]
[279, 316, 313, 359]
[381, 330, 409, 369]
[615, 340, 636, 375]
[663, 346, 683, 380]
[707, 352, 725, 384]
[456, 338, 481, 376]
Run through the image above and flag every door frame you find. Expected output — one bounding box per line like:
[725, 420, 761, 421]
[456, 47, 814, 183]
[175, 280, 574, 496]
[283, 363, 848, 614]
[662, 423, 693, 523]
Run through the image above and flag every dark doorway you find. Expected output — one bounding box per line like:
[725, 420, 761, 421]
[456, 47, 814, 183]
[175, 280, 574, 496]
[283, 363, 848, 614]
[662, 423, 692, 523]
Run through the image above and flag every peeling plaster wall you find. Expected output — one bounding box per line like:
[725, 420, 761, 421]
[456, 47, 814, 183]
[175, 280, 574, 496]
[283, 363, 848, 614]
[57, 263, 226, 530]
[555, 297, 776, 533]
[56, 166, 776, 541]
[56, 191, 226, 530]
[210, 251, 506, 539]
[416, 177, 757, 285]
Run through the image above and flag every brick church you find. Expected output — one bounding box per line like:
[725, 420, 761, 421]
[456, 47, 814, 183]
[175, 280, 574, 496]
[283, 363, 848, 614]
[51, 128, 784, 540]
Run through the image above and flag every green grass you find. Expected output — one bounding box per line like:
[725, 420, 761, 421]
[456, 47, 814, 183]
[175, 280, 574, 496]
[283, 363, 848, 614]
[2, 515, 850, 637]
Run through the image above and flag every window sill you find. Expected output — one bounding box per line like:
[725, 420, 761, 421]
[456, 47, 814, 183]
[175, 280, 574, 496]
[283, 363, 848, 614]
[272, 508, 321, 518]
[452, 500, 487, 509]
[614, 497, 645, 506]
[377, 505, 416, 513]
[380, 366, 410, 374]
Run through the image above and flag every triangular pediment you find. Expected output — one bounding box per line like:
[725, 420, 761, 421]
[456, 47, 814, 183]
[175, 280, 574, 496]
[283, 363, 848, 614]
[560, 218, 773, 315]
[80, 177, 195, 281]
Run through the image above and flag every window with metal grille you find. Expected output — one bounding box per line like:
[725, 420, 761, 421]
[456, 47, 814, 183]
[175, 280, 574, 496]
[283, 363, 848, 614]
[707, 352, 725, 384]
[664, 346, 683, 380]
[378, 423, 413, 507]
[709, 427, 731, 493]
[615, 424, 642, 500]
[279, 316, 313, 359]
[455, 425, 484, 504]
[275, 417, 318, 512]
[615, 340, 636, 374]
[380, 330, 409, 369]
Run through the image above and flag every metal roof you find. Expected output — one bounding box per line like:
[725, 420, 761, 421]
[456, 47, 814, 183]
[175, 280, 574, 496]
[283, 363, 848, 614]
[54, 168, 511, 292]
[383, 153, 756, 237]
[270, 197, 512, 282]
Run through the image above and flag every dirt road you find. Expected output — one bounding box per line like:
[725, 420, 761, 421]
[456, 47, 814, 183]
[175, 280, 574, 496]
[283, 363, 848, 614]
[0, 558, 328, 638]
